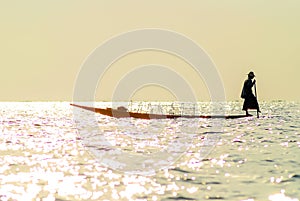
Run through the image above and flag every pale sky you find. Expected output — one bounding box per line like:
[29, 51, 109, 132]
[1, 1, 299, 101]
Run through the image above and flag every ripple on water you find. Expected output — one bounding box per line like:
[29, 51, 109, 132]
[0, 101, 299, 200]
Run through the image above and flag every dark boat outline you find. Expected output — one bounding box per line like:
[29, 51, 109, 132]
[71, 103, 253, 120]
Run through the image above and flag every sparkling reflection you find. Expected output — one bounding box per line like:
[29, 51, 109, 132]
[0, 101, 299, 200]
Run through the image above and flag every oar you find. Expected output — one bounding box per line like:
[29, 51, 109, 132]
[254, 80, 259, 118]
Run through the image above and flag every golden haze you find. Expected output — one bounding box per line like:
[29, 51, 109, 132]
[0, 1, 299, 101]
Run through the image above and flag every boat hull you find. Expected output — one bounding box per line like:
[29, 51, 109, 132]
[71, 104, 252, 120]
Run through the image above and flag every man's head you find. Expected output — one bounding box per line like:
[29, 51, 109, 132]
[248, 71, 255, 79]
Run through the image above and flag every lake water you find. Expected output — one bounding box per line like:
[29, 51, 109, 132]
[0, 101, 299, 201]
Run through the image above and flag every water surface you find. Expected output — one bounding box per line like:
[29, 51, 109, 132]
[0, 101, 299, 201]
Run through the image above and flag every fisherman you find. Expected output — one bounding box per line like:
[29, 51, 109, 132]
[241, 71, 260, 116]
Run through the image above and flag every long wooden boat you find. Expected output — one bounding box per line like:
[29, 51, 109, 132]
[71, 103, 252, 120]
